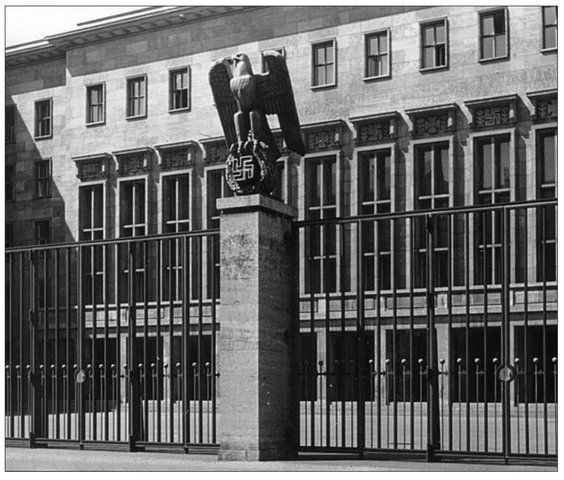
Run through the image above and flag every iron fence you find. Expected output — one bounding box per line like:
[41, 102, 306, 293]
[5, 230, 219, 451]
[294, 200, 557, 461]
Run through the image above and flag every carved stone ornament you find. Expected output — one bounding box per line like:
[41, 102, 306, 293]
[406, 106, 455, 138]
[356, 121, 393, 145]
[117, 152, 150, 176]
[466, 96, 517, 130]
[202, 140, 229, 165]
[161, 148, 190, 170]
[73, 154, 110, 181]
[473, 105, 511, 128]
[535, 98, 557, 121]
[208, 50, 305, 195]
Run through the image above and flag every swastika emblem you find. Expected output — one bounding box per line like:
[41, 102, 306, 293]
[231, 155, 255, 182]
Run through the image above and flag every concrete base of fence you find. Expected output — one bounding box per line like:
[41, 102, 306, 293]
[216, 194, 297, 461]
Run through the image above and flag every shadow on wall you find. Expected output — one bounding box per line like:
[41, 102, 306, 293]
[5, 102, 73, 248]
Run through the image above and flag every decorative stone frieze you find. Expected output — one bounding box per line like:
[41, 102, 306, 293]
[72, 153, 111, 181]
[155, 141, 199, 170]
[201, 137, 229, 164]
[465, 95, 518, 130]
[350, 111, 398, 146]
[527, 90, 557, 123]
[114, 148, 152, 176]
[406, 104, 456, 138]
[301, 119, 346, 152]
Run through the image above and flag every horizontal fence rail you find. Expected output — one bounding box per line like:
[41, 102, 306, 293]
[5, 230, 220, 452]
[294, 200, 557, 460]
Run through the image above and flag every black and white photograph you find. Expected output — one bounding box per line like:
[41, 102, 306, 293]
[3, 3, 559, 473]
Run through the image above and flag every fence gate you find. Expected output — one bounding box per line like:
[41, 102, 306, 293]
[5, 232, 220, 452]
[294, 201, 557, 462]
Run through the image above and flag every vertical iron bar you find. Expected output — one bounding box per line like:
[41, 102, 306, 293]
[54, 249, 60, 439]
[77, 246, 85, 445]
[541, 206, 549, 455]
[103, 243, 109, 441]
[447, 213, 453, 451]
[182, 236, 190, 446]
[502, 207, 511, 462]
[409, 217, 415, 450]
[128, 241, 141, 450]
[198, 235, 204, 444]
[356, 220, 365, 455]
[465, 213, 470, 452]
[210, 233, 218, 444]
[391, 218, 398, 450]
[426, 214, 440, 460]
[156, 239, 162, 443]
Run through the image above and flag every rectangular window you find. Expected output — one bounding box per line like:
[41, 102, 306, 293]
[34, 220, 50, 245]
[514, 325, 557, 403]
[414, 143, 450, 287]
[127, 76, 147, 118]
[386, 329, 427, 401]
[162, 174, 190, 301]
[312, 40, 336, 87]
[163, 174, 191, 233]
[35, 159, 52, 198]
[6, 223, 14, 248]
[421, 20, 447, 70]
[79, 184, 105, 305]
[34, 99, 52, 138]
[120, 180, 146, 237]
[6, 106, 15, 143]
[328, 331, 374, 401]
[365, 30, 390, 79]
[169, 68, 189, 111]
[6, 165, 15, 201]
[536, 128, 557, 281]
[450, 327, 502, 402]
[79, 184, 104, 240]
[297, 332, 317, 401]
[206, 169, 232, 298]
[305, 156, 337, 293]
[86, 84, 105, 124]
[206, 169, 233, 229]
[474, 135, 510, 285]
[542, 6, 557, 51]
[479, 9, 508, 61]
[359, 149, 392, 290]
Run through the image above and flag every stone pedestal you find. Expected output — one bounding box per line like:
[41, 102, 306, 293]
[217, 194, 296, 461]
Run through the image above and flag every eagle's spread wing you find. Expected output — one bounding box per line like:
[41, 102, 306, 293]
[209, 59, 238, 147]
[259, 51, 306, 156]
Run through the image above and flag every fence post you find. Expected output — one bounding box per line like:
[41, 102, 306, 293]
[426, 214, 441, 461]
[28, 250, 43, 446]
[501, 207, 512, 463]
[127, 241, 141, 450]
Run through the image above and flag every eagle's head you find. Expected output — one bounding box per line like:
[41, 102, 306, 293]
[224, 52, 254, 77]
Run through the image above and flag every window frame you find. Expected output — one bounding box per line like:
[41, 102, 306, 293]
[6, 105, 16, 143]
[34, 158, 52, 199]
[356, 144, 395, 292]
[118, 176, 148, 238]
[85, 83, 106, 126]
[478, 7, 509, 63]
[34, 219, 51, 245]
[34, 98, 53, 139]
[311, 39, 337, 89]
[161, 170, 192, 233]
[541, 6, 558, 52]
[364, 29, 391, 81]
[420, 18, 449, 72]
[469, 130, 515, 286]
[126, 74, 148, 120]
[5, 165, 15, 201]
[203, 165, 234, 230]
[169, 66, 191, 112]
[79, 182, 106, 241]
[412, 137, 454, 289]
[534, 125, 557, 283]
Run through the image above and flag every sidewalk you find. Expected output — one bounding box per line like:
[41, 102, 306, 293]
[4, 447, 557, 472]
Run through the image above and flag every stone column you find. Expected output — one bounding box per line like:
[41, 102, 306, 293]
[217, 194, 296, 461]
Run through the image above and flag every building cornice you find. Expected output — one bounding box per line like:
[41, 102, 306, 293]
[6, 6, 258, 67]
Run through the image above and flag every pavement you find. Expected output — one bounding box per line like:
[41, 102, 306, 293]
[4, 447, 558, 472]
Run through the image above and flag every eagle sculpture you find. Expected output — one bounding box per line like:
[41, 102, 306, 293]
[209, 51, 305, 195]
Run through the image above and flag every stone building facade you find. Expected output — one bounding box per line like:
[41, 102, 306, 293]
[5, 6, 558, 439]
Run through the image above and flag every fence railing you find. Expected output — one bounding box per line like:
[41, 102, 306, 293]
[5, 230, 220, 450]
[294, 200, 557, 459]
